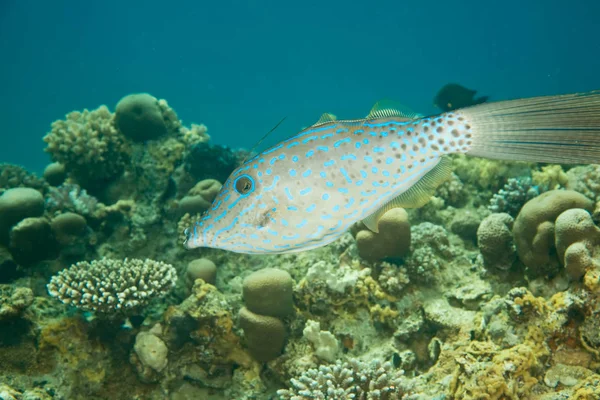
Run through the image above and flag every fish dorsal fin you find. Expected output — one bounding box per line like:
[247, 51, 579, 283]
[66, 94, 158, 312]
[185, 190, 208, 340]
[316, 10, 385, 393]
[240, 117, 287, 165]
[366, 99, 422, 120]
[362, 157, 452, 233]
[315, 112, 337, 125]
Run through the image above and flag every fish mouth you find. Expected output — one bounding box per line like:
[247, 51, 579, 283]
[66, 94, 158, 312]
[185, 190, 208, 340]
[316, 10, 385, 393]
[183, 223, 211, 249]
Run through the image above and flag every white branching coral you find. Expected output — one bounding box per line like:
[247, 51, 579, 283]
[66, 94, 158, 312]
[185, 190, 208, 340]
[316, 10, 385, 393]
[278, 358, 406, 400]
[47, 258, 176, 314]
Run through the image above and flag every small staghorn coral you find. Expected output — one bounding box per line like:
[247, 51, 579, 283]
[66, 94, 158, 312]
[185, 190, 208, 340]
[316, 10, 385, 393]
[488, 177, 541, 216]
[277, 358, 406, 399]
[47, 258, 176, 315]
[43, 106, 130, 186]
[0, 163, 48, 193]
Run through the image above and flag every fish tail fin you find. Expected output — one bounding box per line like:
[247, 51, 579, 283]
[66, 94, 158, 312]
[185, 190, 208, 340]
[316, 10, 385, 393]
[459, 90, 600, 164]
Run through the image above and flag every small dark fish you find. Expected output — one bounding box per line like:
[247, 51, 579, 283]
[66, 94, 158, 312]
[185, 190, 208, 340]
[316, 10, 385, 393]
[434, 83, 489, 112]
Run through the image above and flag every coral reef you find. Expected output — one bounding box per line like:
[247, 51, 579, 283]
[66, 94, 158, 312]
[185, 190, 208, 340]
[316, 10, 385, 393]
[242, 268, 294, 318]
[352, 208, 411, 262]
[239, 268, 294, 362]
[42, 162, 66, 187]
[0, 163, 47, 193]
[555, 208, 600, 282]
[477, 212, 516, 270]
[47, 258, 177, 315]
[0, 187, 45, 244]
[184, 141, 246, 183]
[185, 257, 217, 287]
[4, 94, 600, 399]
[43, 106, 130, 188]
[513, 190, 593, 278]
[114, 93, 179, 142]
[488, 176, 541, 216]
[277, 358, 407, 399]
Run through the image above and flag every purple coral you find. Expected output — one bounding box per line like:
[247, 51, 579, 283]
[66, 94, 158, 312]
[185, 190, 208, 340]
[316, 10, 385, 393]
[45, 183, 99, 217]
[488, 177, 541, 216]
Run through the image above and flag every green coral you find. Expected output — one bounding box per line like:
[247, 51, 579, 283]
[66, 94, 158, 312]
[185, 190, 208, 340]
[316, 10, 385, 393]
[451, 154, 531, 190]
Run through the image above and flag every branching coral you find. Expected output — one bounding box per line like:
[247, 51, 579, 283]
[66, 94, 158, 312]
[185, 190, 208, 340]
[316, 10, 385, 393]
[43, 106, 130, 186]
[403, 222, 454, 282]
[566, 165, 600, 202]
[277, 358, 406, 399]
[45, 183, 100, 217]
[0, 163, 48, 193]
[47, 258, 176, 315]
[488, 177, 541, 216]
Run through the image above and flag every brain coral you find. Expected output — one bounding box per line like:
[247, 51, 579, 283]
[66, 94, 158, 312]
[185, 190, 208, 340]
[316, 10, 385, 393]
[554, 208, 600, 281]
[43, 106, 130, 186]
[477, 213, 516, 271]
[115, 93, 181, 142]
[47, 258, 176, 314]
[513, 190, 593, 278]
[353, 208, 411, 262]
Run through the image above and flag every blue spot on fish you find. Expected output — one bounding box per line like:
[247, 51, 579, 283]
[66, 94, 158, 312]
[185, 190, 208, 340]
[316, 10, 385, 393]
[340, 168, 352, 183]
[334, 138, 351, 148]
[285, 187, 294, 200]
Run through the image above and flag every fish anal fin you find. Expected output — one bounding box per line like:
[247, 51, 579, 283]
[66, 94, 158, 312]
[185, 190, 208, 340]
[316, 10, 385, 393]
[366, 99, 422, 120]
[362, 210, 383, 233]
[361, 157, 453, 232]
[315, 112, 337, 125]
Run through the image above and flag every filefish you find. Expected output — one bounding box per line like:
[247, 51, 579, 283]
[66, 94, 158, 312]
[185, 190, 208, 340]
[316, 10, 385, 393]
[184, 91, 600, 254]
[434, 83, 488, 112]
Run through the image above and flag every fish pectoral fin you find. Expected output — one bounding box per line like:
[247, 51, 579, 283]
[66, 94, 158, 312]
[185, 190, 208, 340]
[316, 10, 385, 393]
[361, 157, 453, 233]
[315, 112, 337, 125]
[366, 99, 423, 120]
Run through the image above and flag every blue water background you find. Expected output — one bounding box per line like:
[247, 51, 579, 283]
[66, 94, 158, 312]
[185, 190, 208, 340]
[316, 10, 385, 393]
[1, 0, 599, 174]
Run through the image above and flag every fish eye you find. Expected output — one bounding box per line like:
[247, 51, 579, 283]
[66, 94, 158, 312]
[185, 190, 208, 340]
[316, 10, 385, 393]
[233, 175, 255, 196]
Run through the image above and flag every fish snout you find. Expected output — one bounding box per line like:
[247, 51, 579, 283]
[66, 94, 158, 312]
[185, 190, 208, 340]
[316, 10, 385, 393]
[183, 222, 212, 249]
